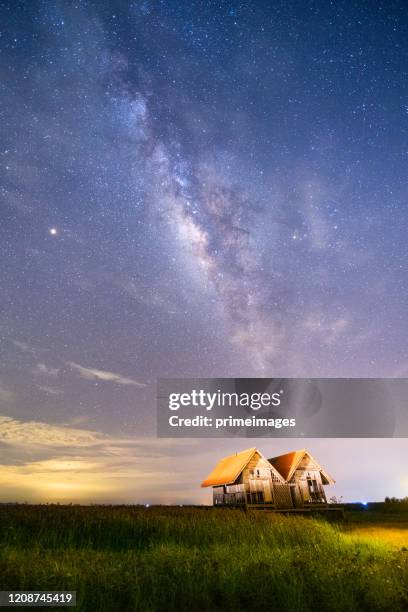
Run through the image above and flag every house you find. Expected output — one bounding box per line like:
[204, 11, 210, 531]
[268, 449, 335, 506]
[201, 447, 335, 509]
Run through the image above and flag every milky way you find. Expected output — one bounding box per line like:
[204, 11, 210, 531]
[0, 2, 407, 503]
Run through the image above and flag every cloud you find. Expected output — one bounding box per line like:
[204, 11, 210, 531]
[0, 415, 100, 448]
[35, 384, 64, 396]
[66, 361, 146, 387]
[12, 341, 144, 388]
[33, 363, 60, 376]
[0, 414, 199, 503]
[61, 414, 92, 427]
[13, 340, 36, 355]
[13, 341, 49, 361]
[0, 414, 187, 455]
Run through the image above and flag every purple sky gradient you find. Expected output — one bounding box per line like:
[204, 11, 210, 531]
[0, 1, 407, 503]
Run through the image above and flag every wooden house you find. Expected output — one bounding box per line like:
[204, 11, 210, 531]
[268, 449, 335, 507]
[201, 447, 334, 510]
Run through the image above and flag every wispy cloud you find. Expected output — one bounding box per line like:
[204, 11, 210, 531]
[13, 340, 36, 355]
[0, 414, 175, 453]
[33, 363, 60, 377]
[34, 384, 64, 396]
[12, 341, 145, 389]
[66, 361, 146, 387]
[0, 415, 100, 447]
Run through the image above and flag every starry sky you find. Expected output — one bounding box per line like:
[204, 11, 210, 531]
[0, 1, 407, 504]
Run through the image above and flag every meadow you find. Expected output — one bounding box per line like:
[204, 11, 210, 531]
[0, 504, 407, 611]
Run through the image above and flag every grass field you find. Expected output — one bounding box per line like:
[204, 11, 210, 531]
[0, 505, 407, 611]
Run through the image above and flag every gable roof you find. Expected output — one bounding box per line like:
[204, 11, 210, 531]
[201, 447, 257, 488]
[268, 449, 335, 484]
[268, 449, 306, 481]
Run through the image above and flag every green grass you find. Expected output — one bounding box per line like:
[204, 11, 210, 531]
[0, 505, 407, 611]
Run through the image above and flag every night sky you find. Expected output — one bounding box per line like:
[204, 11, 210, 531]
[1, 1, 407, 504]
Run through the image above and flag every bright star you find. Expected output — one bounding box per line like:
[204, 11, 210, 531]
[49, 228, 58, 236]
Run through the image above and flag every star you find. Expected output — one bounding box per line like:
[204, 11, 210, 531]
[49, 228, 58, 236]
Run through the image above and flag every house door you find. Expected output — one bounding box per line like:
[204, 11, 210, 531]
[263, 480, 272, 502]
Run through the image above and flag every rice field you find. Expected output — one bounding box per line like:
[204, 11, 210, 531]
[0, 505, 407, 611]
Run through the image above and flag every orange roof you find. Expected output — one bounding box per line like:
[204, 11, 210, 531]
[201, 447, 257, 487]
[268, 449, 335, 484]
[268, 449, 306, 481]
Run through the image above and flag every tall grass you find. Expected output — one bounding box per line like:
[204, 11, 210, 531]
[0, 505, 407, 611]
